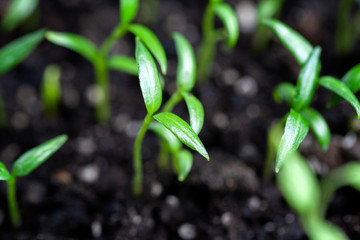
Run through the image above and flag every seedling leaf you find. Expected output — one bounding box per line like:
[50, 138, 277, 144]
[128, 24, 167, 74]
[294, 46, 321, 111]
[276, 109, 309, 172]
[149, 122, 182, 154]
[273, 82, 296, 107]
[0, 29, 45, 75]
[328, 64, 360, 106]
[108, 55, 138, 75]
[154, 112, 209, 160]
[12, 135, 68, 177]
[335, 162, 360, 192]
[175, 150, 193, 182]
[319, 76, 360, 119]
[182, 92, 205, 134]
[0, 162, 10, 181]
[301, 108, 330, 151]
[213, 3, 240, 48]
[210, 0, 223, 4]
[135, 38, 162, 115]
[45, 31, 98, 63]
[120, 0, 139, 26]
[262, 19, 313, 65]
[307, 219, 348, 240]
[173, 33, 196, 92]
[277, 152, 320, 215]
[1, 0, 39, 33]
[257, 0, 285, 20]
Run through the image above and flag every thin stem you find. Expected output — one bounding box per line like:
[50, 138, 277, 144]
[132, 113, 154, 196]
[100, 23, 127, 57]
[94, 56, 110, 123]
[157, 139, 170, 171]
[7, 175, 21, 227]
[161, 91, 183, 113]
[197, 3, 216, 81]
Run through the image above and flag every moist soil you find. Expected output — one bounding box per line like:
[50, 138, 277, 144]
[0, 0, 360, 239]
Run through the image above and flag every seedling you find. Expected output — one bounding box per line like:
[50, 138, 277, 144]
[197, 0, 240, 81]
[252, 0, 286, 52]
[133, 33, 209, 196]
[0, 135, 67, 227]
[1, 0, 40, 33]
[263, 19, 360, 173]
[335, 0, 360, 55]
[46, 0, 167, 123]
[41, 64, 62, 117]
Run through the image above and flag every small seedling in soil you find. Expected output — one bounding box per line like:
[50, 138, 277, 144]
[197, 0, 240, 81]
[252, 0, 285, 52]
[0, 135, 67, 227]
[46, 0, 167, 123]
[264, 19, 360, 239]
[263, 19, 360, 173]
[133, 34, 209, 196]
[335, 0, 360, 55]
[1, 0, 40, 33]
[41, 64, 62, 117]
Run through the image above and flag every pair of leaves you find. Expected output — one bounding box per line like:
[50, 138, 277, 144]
[0, 29, 45, 76]
[0, 135, 67, 180]
[1, 0, 39, 33]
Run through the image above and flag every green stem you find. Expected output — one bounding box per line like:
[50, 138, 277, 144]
[157, 139, 170, 171]
[132, 113, 154, 196]
[94, 56, 110, 123]
[335, 0, 354, 55]
[197, 3, 217, 82]
[100, 23, 127, 56]
[7, 175, 21, 227]
[161, 91, 183, 113]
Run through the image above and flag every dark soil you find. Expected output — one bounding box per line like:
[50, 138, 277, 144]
[0, 0, 360, 239]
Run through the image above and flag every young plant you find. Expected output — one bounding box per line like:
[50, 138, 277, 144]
[45, 0, 167, 123]
[0, 135, 67, 227]
[252, 0, 286, 52]
[1, 0, 40, 33]
[335, 0, 360, 55]
[41, 64, 62, 117]
[197, 0, 240, 81]
[263, 19, 360, 173]
[133, 33, 209, 196]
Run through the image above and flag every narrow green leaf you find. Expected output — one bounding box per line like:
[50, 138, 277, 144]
[154, 112, 209, 160]
[301, 108, 330, 151]
[307, 219, 349, 240]
[149, 122, 182, 154]
[294, 46, 321, 111]
[128, 24, 167, 74]
[174, 150, 193, 182]
[262, 19, 313, 65]
[182, 92, 205, 134]
[0, 29, 44, 75]
[277, 152, 320, 215]
[273, 82, 296, 107]
[333, 162, 360, 192]
[108, 55, 138, 75]
[213, 3, 240, 48]
[319, 76, 360, 118]
[12, 135, 68, 177]
[210, 0, 223, 4]
[45, 31, 98, 63]
[120, 0, 139, 25]
[135, 38, 162, 115]
[0, 162, 11, 181]
[276, 109, 309, 172]
[328, 64, 360, 106]
[172, 33, 196, 92]
[257, 0, 285, 20]
[1, 0, 39, 33]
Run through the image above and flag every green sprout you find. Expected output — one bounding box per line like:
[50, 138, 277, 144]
[335, 0, 360, 55]
[132, 33, 209, 196]
[197, 0, 240, 81]
[41, 64, 62, 117]
[263, 19, 360, 173]
[0, 135, 67, 227]
[45, 0, 167, 123]
[252, 0, 286, 52]
[1, 0, 40, 33]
